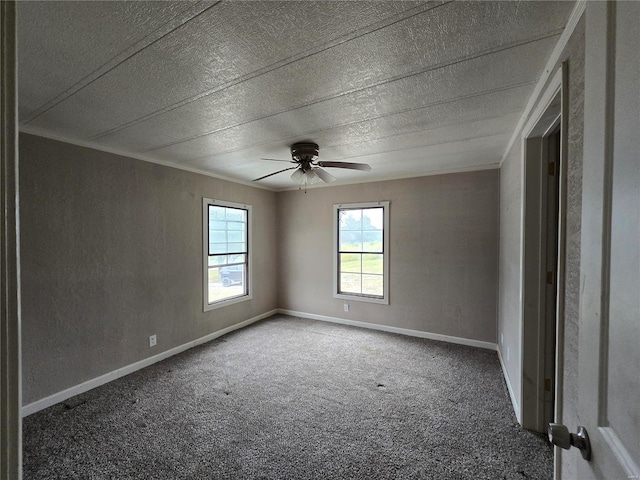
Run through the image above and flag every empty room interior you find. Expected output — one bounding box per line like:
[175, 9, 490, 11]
[2, 1, 639, 479]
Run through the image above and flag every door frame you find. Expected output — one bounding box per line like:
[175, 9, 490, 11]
[519, 65, 569, 435]
[1, 1, 22, 478]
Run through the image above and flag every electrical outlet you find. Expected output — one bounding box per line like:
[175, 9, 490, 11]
[343, 303, 349, 312]
[149, 334, 157, 347]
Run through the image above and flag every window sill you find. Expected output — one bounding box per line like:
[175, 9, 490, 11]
[333, 292, 389, 305]
[204, 292, 252, 312]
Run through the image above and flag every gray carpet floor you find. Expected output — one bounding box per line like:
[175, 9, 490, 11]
[23, 315, 552, 479]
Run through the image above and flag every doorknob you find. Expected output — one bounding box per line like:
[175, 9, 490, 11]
[548, 424, 592, 460]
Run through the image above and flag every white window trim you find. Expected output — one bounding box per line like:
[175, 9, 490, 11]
[203, 198, 252, 311]
[333, 201, 390, 305]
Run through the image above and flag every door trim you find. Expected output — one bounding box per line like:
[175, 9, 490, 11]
[0, 1, 22, 478]
[520, 67, 566, 433]
[553, 62, 570, 480]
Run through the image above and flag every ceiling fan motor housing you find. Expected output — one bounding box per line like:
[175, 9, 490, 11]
[291, 142, 319, 165]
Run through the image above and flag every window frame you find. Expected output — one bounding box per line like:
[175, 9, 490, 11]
[203, 198, 252, 311]
[333, 201, 390, 305]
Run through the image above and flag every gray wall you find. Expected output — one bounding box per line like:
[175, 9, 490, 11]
[19, 134, 278, 404]
[277, 170, 499, 343]
[497, 17, 584, 475]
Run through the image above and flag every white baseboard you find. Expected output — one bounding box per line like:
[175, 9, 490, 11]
[23, 309, 504, 417]
[277, 309, 498, 351]
[497, 346, 521, 423]
[22, 309, 277, 417]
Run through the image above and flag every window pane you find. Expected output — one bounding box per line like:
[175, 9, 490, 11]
[339, 209, 362, 230]
[209, 206, 225, 220]
[362, 274, 383, 296]
[228, 254, 246, 264]
[208, 255, 228, 266]
[220, 264, 245, 287]
[362, 231, 383, 252]
[209, 254, 247, 267]
[210, 230, 227, 243]
[362, 254, 383, 274]
[210, 243, 228, 254]
[225, 208, 246, 222]
[339, 231, 362, 252]
[210, 220, 227, 230]
[340, 253, 361, 273]
[227, 231, 244, 243]
[208, 206, 248, 256]
[340, 273, 361, 294]
[208, 265, 246, 303]
[362, 208, 383, 230]
[227, 242, 246, 253]
[226, 221, 245, 231]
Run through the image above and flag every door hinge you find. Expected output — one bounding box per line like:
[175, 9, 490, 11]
[546, 271, 554, 284]
[548, 162, 556, 176]
[545, 378, 553, 392]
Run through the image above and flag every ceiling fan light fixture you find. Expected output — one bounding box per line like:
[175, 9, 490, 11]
[304, 169, 320, 185]
[291, 169, 305, 184]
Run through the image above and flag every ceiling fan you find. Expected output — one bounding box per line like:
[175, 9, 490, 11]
[253, 142, 371, 185]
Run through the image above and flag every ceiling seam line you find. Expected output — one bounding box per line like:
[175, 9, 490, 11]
[141, 75, 538, 155]
[326, 110, 526, 153]
[22, 0, 221, 125]
[344, 136, 509, 160]
[310, 133, 516, 163]
[88, 0, 453, 141]
[145, 82, 535, 160]
[181, 109, 524, 165]
[121, 31, 562, 154]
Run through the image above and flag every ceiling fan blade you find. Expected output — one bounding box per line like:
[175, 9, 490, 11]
[315, 167, 336, 183]
[317, 161, 372, 171]
[253, 167, 297, 182]
[260, 157, 295, 163]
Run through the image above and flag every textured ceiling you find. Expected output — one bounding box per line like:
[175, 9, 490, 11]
[18, 1, 575, 190]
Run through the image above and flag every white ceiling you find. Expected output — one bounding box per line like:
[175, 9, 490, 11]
[18, 1, 575, 190]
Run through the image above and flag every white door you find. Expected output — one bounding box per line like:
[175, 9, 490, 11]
[577, 1, 640, 479]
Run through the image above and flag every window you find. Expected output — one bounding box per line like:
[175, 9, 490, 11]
[203, 198, 251, 311]
[333, 201, 389, 304]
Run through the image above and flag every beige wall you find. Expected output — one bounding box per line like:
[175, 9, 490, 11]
[19, 134, 278, 404]
[20, 134, 500, 408]
[277, 170, 499, 343]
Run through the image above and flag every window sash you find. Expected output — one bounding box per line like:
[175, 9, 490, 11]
[208, 205, 248, 256]
[334, 203, 389, 303]
[203, 199, 252, 310]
